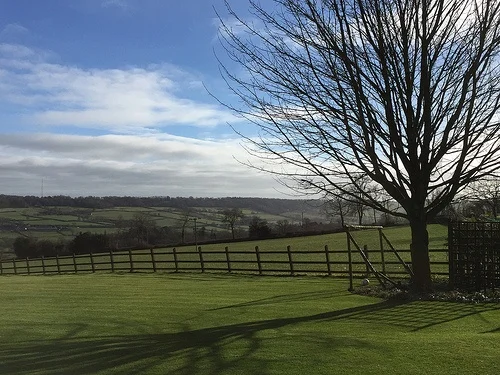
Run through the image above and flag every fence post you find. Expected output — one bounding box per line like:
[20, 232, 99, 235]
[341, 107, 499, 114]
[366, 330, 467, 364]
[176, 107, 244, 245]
[13, 259, 17, 275]
[150, 248, 157, 272]
[346, 230, 354, 291]
[26, 257, 30, 275]
[41, 256, 46, 275]
[90, 252, 95, 273]
[128, 249, 134, 272]
[364, 245, 370, 277]
[378, 228, 386, 274]
[198, 246, 205, 273]
[110, 250, 115, 273]
[73, 253, 78, 273]
[255, 246, 262, 275]
[0, 258, 3, 275]
[325, 245, 332, 276]
[225, 246, 231, 272]
[172, 248, 178, 272]
[448, 221, 455, 288]
[56, 254, 61, 274]
[287, 245, 294, 276]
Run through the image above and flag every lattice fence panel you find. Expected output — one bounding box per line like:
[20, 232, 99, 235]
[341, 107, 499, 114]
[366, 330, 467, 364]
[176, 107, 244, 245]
[449, 221, 500, 291]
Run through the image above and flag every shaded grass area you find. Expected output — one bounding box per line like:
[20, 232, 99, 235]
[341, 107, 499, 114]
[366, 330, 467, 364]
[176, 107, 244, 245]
[0, 274, 499, 375]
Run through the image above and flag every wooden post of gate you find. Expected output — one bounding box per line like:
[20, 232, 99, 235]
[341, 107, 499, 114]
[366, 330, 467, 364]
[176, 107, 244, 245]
[346, 228, 354, 291]
[255, 246, 262, 275]
[150, 248, 156, 272]
[378, 228, 386, 274]
[287, 245, 294, 275]
[26, 257, 30, 275]
[364, 245, 370, 276]
[172, 248, 178, 271]
[41, 256, 46, 275]
[13, 259, 17, 275]
[325, 245, 332, 275]
[73, 253, 78, 273]
[225, 246, 231, 272]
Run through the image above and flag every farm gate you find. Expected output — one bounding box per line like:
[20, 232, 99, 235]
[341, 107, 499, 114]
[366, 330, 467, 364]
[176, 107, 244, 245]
[448, 221, 500, 291]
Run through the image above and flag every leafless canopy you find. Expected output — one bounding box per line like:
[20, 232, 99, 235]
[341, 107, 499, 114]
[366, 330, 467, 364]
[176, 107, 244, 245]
[217, 0, 500, 221]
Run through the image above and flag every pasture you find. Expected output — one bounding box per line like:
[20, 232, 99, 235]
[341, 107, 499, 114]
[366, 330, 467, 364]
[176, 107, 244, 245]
[0, 273, 499, 375]
[1, 224, 450, 278]
[0, 204, 321, 258]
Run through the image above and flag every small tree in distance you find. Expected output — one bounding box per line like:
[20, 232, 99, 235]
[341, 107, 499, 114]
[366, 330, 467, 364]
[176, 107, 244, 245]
[221, 208, 245, 239]
[248, 216, 272, 239]
[217, 0, 500, 291]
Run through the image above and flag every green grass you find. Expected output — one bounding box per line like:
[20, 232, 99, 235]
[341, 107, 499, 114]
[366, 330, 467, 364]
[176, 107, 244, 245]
[0, 273, 498, 375]
[1, 224, 450, 276]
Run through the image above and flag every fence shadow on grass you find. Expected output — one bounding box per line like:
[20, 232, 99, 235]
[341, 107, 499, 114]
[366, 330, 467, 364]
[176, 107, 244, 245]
[0, 300, 498, 375]
[209, 289, 350, 311]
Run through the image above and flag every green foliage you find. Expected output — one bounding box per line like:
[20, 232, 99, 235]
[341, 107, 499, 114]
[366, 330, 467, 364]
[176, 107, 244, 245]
[248, 216, 272, 239]
[69, 232, 110, 254]
[13, 237, 65, 258]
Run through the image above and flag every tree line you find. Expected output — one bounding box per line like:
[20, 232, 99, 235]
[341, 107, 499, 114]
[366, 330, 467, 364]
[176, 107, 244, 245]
[0, 194, 321, 216]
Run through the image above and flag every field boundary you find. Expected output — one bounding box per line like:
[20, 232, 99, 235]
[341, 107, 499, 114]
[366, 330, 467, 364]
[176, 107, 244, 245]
[0, 245, 449, 278]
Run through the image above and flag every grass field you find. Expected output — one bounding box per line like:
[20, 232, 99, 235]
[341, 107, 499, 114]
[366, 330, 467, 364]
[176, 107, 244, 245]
[0, 273, 498, 375]
[0, 204, 316, 257]
[1, 224, 450, 277]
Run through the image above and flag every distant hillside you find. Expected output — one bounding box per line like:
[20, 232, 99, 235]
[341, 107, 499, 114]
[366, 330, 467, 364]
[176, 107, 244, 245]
[0, 195, 326, 222]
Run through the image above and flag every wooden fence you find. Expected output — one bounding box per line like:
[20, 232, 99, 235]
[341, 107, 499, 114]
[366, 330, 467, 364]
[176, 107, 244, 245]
[0, 245, 449, 278]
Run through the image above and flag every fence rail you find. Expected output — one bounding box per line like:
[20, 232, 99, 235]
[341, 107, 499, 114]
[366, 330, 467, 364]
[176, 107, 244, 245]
[0, 245, 449, 278]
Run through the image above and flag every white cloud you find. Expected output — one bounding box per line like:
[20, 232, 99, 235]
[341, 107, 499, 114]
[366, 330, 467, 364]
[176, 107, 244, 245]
[0, 24, 30, 40]
[0, 43, 240, 133]
[101, 0, 129, 10]
[0, 133, 283, 197]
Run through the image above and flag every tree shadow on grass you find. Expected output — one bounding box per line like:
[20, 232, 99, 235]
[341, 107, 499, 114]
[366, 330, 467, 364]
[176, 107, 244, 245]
[483, 327, 500, 333]
[0, 300, 498, 375]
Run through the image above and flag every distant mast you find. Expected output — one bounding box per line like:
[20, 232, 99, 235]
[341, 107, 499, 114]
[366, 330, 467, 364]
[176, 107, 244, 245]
[41, 178, 44, 198]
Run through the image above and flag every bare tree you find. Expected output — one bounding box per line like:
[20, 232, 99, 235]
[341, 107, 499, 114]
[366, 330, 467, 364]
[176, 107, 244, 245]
[217, 0, 500, 291]
[221, 208, 245, 239]
[323, 196, 351, 227]
[345, 175, 370, 225]
[179, 209, 191, 244]
[465, 177, 500, 219]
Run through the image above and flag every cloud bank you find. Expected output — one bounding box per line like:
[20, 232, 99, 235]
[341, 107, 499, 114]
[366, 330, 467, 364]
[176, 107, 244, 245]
[0, 133, 282, 198]
[0, 40, 284, 198]
[0, 43, 240, 133]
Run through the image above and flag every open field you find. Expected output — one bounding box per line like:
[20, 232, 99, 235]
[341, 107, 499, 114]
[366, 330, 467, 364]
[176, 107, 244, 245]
[0, 204, 325, 257]
[0, 273, 498, 375]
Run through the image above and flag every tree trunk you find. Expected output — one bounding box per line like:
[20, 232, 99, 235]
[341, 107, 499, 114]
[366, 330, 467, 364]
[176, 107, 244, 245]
[339, 207, 345, 227]
[409, 218, 432, 292]
[357, 205, 363, 225]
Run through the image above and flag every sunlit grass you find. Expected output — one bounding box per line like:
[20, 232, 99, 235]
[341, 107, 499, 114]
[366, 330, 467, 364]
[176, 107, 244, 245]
[0, 273, 498, 375]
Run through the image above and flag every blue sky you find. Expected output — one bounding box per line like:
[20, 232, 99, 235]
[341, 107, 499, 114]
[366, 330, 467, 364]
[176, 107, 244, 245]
[0, 0, 285, 198]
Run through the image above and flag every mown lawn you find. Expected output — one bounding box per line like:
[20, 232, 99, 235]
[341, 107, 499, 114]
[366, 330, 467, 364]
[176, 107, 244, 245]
[0, 273, 498, 375]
